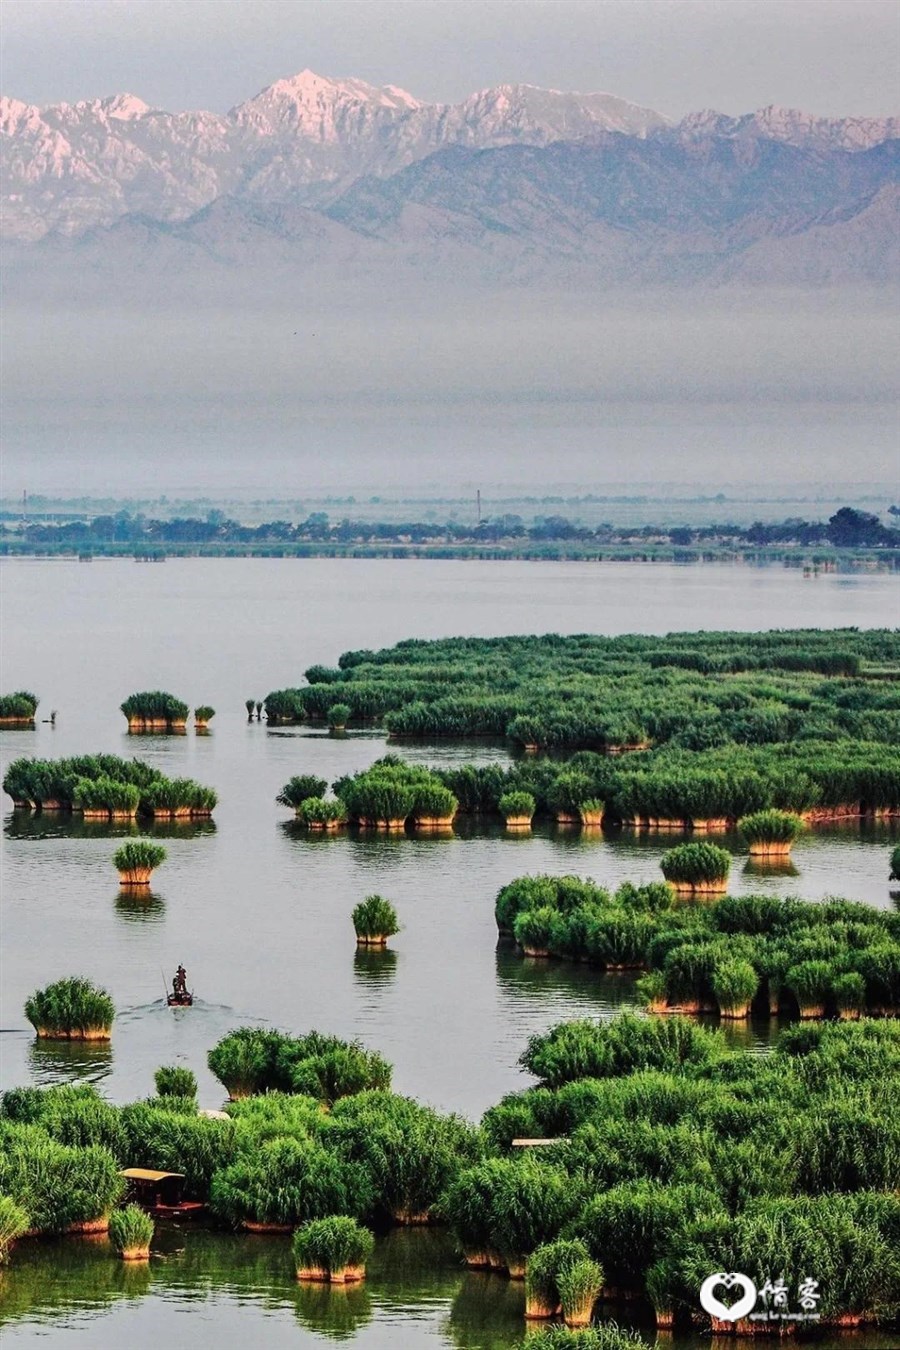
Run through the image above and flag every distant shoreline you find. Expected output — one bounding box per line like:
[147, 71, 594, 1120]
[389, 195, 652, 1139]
[2, 501, 898, 570]
[1, 544, 897, 570]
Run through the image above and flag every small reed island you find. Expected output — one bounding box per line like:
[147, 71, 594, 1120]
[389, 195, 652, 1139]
[524, 1240, 604, 1326]
[277, 759, 461, 833]
[0, 691, 39, 727]
[659, 842, 731, 896]
[739, 808, 805, 858]
[499, 791, 536, 831]
[297, 798, 348, 832]
[496, 872, 900, 1023]
[293, 1216, 374, 1283]
[108, 1204, 154, 1261]
[327, 703, 351, 733]
[114, 841, 166, 889]
[121, 691, 189, 734]
[24, 977, 115, 1041]
[3, 754, 216, 821]
[352, 895, 400, 948]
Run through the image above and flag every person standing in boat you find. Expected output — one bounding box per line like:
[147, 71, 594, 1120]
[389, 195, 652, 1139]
[172, 965, 188, 997]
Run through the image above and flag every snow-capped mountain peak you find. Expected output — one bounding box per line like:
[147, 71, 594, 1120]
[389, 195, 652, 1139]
[449, 82, 669, 141]
[382, 84, 423, 111]
[0, 95, 41, 135]
[96, 93, 153, 121]
[231, 69, 423, 132]
[2, 70, 896, 247]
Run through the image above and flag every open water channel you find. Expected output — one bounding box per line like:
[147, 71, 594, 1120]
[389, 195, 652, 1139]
[1, 557, 898, 1346]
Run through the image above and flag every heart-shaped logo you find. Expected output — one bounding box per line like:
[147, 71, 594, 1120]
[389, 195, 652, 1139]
[699, 1272, 758, 1321]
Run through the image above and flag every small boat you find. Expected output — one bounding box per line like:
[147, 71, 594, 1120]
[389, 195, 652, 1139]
[167, 990, 193, 1007]
[121, 1168, 205, 1218]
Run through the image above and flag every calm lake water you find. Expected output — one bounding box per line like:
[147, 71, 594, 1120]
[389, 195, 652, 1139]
[1, 557, 898, 1347]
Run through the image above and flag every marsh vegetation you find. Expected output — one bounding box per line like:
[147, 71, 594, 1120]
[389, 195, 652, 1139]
[496, 875, 900, 1021]
[351, 895, 400, 947]
[108, 1204, 154, 1260]
[120, 692, 189, 733]
[4, 617, 899, 1344]
[24, 978, 115, 1041]
[113, 840, 166, 887]
[0, 691, 38, 725]
[3, 755, 216, 819]
[261, 631, 898, 847]
[1, 1013, 899, 1333]
[659, 842, 732, 895]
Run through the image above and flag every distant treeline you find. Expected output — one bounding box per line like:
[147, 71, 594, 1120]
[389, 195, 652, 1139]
[1, 506, 898, 557]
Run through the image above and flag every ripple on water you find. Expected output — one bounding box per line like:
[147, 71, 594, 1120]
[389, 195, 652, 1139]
[26, 1037, 114, 1087]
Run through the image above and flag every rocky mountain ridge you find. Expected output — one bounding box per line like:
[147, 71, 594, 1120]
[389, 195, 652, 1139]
[2, 71, 897, 285]
[1, 71, 668, 239]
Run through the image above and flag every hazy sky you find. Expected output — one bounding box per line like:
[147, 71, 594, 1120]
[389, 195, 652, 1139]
[3, 0, 898, 118]
[3, 284, 898, 497]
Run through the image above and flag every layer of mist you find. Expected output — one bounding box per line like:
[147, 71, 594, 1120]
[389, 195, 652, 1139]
[2, 279, 897, 499]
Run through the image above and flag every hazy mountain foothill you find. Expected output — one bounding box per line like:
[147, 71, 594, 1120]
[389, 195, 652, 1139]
[2, 69, 898, 287]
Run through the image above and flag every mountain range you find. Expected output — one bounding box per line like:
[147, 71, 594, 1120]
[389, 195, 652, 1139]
[2, 71, 898, 284]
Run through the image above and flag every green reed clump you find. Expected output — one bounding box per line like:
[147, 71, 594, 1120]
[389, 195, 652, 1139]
[119, 1103, 236, 1200]
[139, 778, 217, 815]
[292, 1216, 375, 1278]
[660, 842, 731, 886]
[329, 1092, 481, 1224]
[334, 758, 457, 829]
[74, 776, 141, 815]
[498, 791, 535, 823]
[296, 797, 348, 828]
[210, 1137, 372, 1229]
[739, 809, 805, 846]
[525, 1238, 593, 1318]
[439, 1155, 582, 1271]
[710, 958, 760, 1019]
[277, 775, 329, 810]
[113, 840, 166, 884]
[412, 783, 458, 821]
[557, 1254, 604, 1326]
[121, 691, 189, 723]
[207, 1028, 286, 1098]
[521, 1015, 724, 1088]
[0, 1132, 124, 1233]
[351, 896, 400, 943]
[2, 754, 216, 816]
[0, 692, 38, 720]
[24, 977, 115, 1039]
[108, 1204, 154, 1258]
[113, 840, 167, 868]
[0, 1084, 125, 1155]
[495, 871, 899, 1022]
[208, 1027, 392, 1104]
[153, 1066, 197, 1099]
